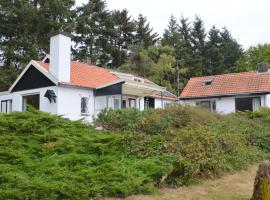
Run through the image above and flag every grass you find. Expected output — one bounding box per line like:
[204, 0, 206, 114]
[117, 164, 258, 200]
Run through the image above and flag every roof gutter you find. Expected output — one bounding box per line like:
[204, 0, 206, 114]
[180, 91, 270, 100]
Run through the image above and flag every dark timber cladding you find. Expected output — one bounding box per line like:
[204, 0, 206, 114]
[11, 65, 56, 92]
[95, 82, 123, 96]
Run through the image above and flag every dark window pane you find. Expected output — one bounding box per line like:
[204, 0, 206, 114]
[212, 101, 216, 111]
[23, 95, 40, 111]
[81, 97, 88, 114]
[200, 101, 211, 111]
[235, 98, 253, 111]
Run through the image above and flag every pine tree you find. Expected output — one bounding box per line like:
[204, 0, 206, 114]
[161, 15, 181, 48]
[74, 0, 111, 66]
[0, 0, 75, 68]
[220, 27, 243, 72]
[134, 14, 159, 48]
[190, 16, 206, 76]
[110, 9, 136, 67]
[205, 26, 224, 75]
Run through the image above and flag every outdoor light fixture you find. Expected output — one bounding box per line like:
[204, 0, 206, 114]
[44, 90, 57, 103]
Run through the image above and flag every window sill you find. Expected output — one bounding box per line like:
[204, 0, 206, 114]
[81, 113, 90, 116]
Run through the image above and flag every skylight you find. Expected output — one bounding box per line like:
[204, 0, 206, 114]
[203, 79, 213, 86]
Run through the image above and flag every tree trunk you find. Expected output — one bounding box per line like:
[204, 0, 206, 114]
[252, 160, 270, 200]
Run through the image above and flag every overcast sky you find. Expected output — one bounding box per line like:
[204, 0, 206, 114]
[76, 0, 270, 49]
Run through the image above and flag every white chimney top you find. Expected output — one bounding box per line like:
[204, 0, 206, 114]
[49, 34, 71, 82]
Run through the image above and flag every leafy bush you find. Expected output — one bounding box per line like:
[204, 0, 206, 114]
[0, 106, 269, 199]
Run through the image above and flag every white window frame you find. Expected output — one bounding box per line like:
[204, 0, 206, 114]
[196, 100, 216, 112]
[1, 99, 12, 114]
[81, 97, 89, 116]
[22, 93, 40, 111]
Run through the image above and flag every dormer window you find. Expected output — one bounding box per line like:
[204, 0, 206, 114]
[203, 79, 213, 86]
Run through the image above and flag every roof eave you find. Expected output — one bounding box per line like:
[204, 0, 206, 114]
[180, 91, 270, 100]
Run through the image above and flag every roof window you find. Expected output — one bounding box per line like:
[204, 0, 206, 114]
[202, 79, 213, 86]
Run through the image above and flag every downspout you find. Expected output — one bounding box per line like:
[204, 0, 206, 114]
[93, 90, 96, 118]
[120, 84, 123, 109]
[161, 91, 164, 109]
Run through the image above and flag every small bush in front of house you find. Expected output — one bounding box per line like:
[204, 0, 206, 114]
[0, 106, 270, 199]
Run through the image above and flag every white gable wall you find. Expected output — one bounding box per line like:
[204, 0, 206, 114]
[0, 86, 58, 114]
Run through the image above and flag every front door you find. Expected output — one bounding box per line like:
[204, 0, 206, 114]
[23, 94, 40, 111]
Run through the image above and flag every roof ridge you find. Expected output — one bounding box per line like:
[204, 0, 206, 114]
[190, 71, 258, 80]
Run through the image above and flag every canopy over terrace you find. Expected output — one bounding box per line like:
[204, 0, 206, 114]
[94, 79, 166, 114]
[122, 79, 166, 97]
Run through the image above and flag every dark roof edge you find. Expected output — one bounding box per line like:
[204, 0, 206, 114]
[180, 91, 270, 100]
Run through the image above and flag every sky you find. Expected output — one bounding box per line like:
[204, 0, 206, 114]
[76, 0, 270, 49]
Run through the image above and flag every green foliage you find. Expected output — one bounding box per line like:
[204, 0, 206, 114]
[0, 0, 75, 67]
[97, 106, 269, 187]
[0, 66, 20, 91]
[236, 44, 270, 72]
[1, 107, 270, 198]
[0, 110, 173, 199]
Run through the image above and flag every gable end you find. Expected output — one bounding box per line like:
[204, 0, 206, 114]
[11, 65, 56, 92]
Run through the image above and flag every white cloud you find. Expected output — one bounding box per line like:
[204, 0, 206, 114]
[76, 0, 270, 49]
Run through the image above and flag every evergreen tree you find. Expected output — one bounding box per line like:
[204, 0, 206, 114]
[0, 0, 75, 68]
[190, 16, 206, 76]
[0, 66, 20, 91]
[220, 27, 243, 72]
[161, 15, 180, 48]
[110, 9, 136, 67]
[134, 14, 159, 48]
[204, 26, 224, 75]
[177, 17, 193, 77]
[74, 0, 111, 66]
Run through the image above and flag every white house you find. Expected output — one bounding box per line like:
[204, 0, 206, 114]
[179, 70, 270, 114]
[0, 34, 177, 122]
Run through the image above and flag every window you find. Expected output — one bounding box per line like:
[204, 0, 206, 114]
[144, 97, 155, 110]
[1, 100, 12, 113]
[122, 100, 126, 108]
[235, 97, 261, 112]
[196, 100, 216, 112]
[81, 97, 88, 115]
[23, 94, 40, 111]
[202, 79, 213, 86]
[129, 98, 136, 108]
[113, 98, 120, 109]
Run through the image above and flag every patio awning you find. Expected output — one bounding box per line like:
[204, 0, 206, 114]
[122, 79, 166, 97]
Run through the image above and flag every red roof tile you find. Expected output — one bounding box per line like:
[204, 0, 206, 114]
[36, 61, 119, 88]
[180, 71, 270, 99]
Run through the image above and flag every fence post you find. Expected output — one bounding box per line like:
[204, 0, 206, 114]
[252, 160, 270, 200]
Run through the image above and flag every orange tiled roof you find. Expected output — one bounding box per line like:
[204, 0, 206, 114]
[36, 61, 119, 88]
[180, 71, 270, 99]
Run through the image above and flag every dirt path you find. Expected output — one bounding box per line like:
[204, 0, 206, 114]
[109, 164, 258, 200]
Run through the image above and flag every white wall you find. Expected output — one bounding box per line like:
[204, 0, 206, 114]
[182, 97, 235, 114]
[154, 98, 175, 109]
[0, 86, 58, 114]
[49, 34, 71, 82]
[57, 86, 94, 122]
[265, 95, 270, 108]
[181, 94, 268, 114]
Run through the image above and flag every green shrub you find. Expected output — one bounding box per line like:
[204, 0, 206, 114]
[0, 106, 269, 199]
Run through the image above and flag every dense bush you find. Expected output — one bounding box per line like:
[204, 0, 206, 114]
[0, 106, 269, 199]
